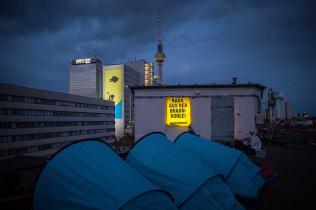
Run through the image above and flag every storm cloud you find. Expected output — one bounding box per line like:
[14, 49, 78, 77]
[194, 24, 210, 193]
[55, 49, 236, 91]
[0, 0, 315, 114]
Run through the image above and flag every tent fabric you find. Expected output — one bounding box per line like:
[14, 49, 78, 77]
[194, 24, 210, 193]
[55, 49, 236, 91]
[225, 154, 265, 198]
[181, 176, 244, 210]
[33, 140, 177, 210]
[175, 133, 265, 198]
[126, 133, 244, 209]
[175, 132, 242, 178]
[122, 191, 177, 210]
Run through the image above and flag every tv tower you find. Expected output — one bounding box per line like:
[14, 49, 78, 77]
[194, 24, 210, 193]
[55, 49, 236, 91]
[155, 8, 166, 84]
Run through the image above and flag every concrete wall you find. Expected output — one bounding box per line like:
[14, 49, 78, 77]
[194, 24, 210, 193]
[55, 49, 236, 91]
[133, 86, 262, 141]
[190, 97, 212, 140]
[234, 97, 258, 139]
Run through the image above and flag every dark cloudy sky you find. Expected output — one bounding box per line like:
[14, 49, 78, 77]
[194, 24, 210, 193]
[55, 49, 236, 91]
[0, 0, 315, 115]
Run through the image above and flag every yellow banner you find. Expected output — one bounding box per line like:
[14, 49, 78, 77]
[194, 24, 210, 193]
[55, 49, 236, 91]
[166, 97, 191, 126]
[103, 68, 123, 119]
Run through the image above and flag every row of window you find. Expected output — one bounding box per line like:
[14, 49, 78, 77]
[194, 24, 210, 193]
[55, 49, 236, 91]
[0, 136, 115, 158]
[0, 142, 67, 157]
[0, 121, 115, 129]
[0, 128, 115, 143]
[0, 108, 115, 118]
[0, 94, 114, 110]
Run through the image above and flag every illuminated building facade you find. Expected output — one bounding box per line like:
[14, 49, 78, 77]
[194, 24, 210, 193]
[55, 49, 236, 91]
[144, 63, 154, 86]
[0, 83, 115, 159]
[125, 59, 154, 86]
[103, 64, 140, 137]
[69, 57, 103, 98]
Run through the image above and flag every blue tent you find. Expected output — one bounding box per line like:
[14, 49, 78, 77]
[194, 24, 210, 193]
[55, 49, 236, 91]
[175, 132, 265, 198]
[33, 140, 177, 210]
[126, 133, 244, 210]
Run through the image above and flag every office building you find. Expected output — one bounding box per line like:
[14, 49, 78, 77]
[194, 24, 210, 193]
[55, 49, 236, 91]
[103, 64, 140, 137]
[0, 83, 115, 159]
[69, 57, 103, 98]
[144, 62, 154, 86]
[126, 59, 154, 86]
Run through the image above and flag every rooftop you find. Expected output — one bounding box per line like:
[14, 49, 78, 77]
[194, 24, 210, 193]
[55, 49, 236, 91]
[1, 130, 316, 209]
[71, 57, 102, 65]
[0, 83, 111, 105]
[131, 83, 266, 90]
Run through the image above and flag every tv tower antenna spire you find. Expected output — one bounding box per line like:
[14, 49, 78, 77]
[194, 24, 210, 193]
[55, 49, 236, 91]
[155, 8, 166, 84]
[157, 8, 162, 44]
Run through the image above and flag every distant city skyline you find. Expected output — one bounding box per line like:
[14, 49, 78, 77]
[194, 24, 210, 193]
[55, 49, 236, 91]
[0, 0, 315, 115]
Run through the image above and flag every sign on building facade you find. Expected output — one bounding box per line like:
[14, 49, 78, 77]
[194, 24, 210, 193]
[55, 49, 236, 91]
[165, 97, 191, 127]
